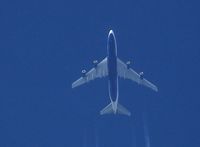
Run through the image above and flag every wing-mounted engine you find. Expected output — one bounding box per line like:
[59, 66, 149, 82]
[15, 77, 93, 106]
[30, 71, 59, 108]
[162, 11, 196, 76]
[139, 72, 144, 80]
[81, 69, 87, 77]
[126, 61, 131, 69]
[72, 57, 108, 89]
[93, 60, 98, 68]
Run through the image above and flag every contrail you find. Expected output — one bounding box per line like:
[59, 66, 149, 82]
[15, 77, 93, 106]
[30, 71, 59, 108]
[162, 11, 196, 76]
[143, 112, 151, 147]
[130, 116, 137, 147]
[83, 128, 87, 147]
[131, 124, 137, 147]
[94, 127, 99, 147]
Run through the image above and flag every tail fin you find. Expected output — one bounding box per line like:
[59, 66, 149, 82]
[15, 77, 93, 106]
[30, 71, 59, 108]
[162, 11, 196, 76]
[100, 102, 131, 116]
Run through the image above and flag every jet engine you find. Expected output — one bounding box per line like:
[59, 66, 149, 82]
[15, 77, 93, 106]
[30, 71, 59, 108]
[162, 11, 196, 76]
[93, 60, 98, 68]
[82, 69, 87, 77]
[139, 72, 144, 80]
[126, 61, 131, 69]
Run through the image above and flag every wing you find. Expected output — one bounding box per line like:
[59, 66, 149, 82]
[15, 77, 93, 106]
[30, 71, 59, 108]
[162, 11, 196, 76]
[72, 57, 108, 88]
[117, 58, 158, 92]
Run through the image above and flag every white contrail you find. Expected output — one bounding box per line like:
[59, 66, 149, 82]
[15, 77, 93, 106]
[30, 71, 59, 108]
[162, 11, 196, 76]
[143, 112, 150, 147]
[131, 125, 137, 147]
[83, 128, 87, 147]
[95, 127, 99, 147]
[130, 117, 137, 147]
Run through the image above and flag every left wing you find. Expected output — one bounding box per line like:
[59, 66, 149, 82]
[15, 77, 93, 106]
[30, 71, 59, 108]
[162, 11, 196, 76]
[72, 57, 108, 88]
[117, 58, 158, 92]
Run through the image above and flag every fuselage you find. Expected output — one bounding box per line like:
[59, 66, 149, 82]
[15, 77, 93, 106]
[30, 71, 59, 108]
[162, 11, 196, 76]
[107, 30, 118, 111]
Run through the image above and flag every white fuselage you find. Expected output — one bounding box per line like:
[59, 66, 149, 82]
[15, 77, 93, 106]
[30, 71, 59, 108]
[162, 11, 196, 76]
[107, 30, 118, 113]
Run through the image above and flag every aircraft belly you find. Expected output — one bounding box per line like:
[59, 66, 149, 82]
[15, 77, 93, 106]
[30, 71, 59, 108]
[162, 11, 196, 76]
[108, 55, 118, 102]
[107, 30, 118, 102]
[108, 78, 117, 102]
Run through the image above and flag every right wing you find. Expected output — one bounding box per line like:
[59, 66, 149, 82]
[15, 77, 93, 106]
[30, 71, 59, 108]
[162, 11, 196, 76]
[72, 57, 108, 88]
[117, 58, 158, 92]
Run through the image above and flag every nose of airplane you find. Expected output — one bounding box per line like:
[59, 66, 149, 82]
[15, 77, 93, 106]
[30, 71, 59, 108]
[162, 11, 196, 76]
[108, 30, 115, 40]
[109, 30, 114, 35]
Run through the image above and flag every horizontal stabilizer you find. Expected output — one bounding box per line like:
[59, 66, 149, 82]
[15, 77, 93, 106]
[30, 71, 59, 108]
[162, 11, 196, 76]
[100, 103, 113, 115]
[117, 103, 131, 116]
[100, 102, 131, 116]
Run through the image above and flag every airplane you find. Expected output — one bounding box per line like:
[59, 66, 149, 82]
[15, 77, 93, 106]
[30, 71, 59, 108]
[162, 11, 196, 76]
[72, 30, 158, 116]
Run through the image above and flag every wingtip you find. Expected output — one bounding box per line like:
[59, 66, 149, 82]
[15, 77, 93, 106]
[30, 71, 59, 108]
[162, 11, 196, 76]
[71, 83, 75, 89]
[127, 113, 131, 117]
[71, 81, 78, 88]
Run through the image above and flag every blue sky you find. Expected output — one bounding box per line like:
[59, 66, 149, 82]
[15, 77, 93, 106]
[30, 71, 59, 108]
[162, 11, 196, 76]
[0, 0, 200, 147]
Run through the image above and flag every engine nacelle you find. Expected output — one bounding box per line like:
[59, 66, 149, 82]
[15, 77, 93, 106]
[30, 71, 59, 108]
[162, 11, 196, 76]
[82, 69, 87, 77]
[93, 60, 98, 68]
[139, 72, 144, 80]
[126, 61, 131, 69]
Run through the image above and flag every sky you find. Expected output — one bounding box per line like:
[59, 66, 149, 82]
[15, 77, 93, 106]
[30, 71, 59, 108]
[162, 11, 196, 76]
[0, 0, 200, 147]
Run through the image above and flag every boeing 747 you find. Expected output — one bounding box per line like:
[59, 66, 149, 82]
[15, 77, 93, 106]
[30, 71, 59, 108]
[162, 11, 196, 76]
[72, 30, 158, 116]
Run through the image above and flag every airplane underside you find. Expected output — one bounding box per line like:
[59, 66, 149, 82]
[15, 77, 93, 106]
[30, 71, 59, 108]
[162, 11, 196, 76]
[72, 30, 158, 116]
